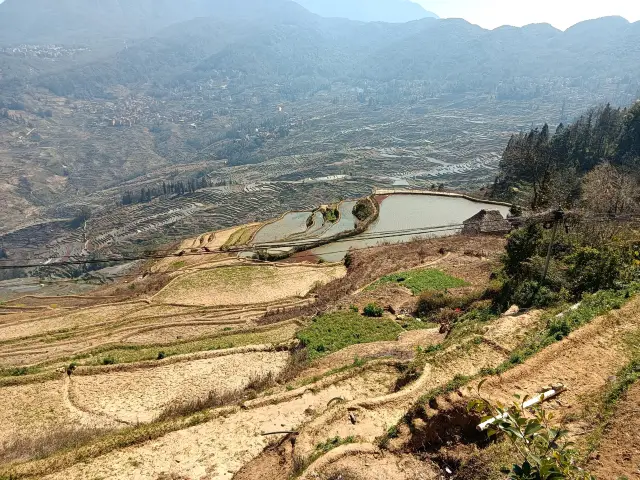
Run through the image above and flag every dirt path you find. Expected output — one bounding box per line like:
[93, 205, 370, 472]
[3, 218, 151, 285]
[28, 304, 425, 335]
[313, 449, 437, 480]
[588, 381, 640, 479]
[477, 301, 640, 411]
[43, 366, 400, 480]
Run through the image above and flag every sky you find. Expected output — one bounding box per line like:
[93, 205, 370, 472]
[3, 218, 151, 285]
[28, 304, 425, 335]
[417, 0, 640, 30]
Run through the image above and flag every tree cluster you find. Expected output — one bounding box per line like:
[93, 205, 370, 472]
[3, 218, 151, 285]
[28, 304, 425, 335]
[121, 177, 212, 206]
[493, 102, 640, 211]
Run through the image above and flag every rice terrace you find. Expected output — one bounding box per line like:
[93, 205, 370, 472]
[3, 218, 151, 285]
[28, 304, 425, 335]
[1, 1, 640, 479]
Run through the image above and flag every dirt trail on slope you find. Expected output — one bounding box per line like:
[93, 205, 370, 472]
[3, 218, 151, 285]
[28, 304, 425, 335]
[295, 341, 507, 459]
[588, 381, 640, 479]
[43, 366, 400, 480]
[320, 450, 438, 480]
[477, 301, 640, 411]
[70, 351, 290, 424]
[292, 310, 539, 459]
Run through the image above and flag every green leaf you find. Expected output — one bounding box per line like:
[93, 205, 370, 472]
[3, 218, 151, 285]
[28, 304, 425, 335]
[524, 422, 543, 437]
[477, 378, 487, 393]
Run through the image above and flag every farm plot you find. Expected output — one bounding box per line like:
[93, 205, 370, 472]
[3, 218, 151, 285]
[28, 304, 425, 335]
[154, 264, 346, 307]
[0, 379, 72, 448]
[366, 268, 468, 295]
[70, 350, 290, 424]
[42, 365, 401, 480]
[0, 302, 148, 342]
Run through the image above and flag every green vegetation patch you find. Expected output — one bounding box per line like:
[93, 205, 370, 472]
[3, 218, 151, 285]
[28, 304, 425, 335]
[367, 268, 468, 295]
[297, 312, 402, 360]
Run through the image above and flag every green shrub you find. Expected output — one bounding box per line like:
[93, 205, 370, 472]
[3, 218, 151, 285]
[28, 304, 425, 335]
[511, 280, 559, 308]
[323, 208, 339, 223]
[156, 351, 167, 360]
[416, 291, 450, 316]
[469, 390, 596, 480]
[101, 357, 116, 365]
[416, 290, 483, 318]
[567, 246, 633, 295]
[349, 304, 359, 313]
[363, 303, 384, 317]
[503, 225, 543, 277]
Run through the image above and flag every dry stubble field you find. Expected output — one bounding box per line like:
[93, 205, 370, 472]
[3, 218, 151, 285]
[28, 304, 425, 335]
[1, 232, 637, 480]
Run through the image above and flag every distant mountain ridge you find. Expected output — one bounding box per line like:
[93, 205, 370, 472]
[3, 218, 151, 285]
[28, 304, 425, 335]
[0, 0, 301, 45]
[292, 0, 438, 23]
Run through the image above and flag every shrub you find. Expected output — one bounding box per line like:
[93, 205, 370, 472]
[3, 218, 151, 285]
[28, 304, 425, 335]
[567, 246, 632, 295]
[101, 357, 116, 365]
[416, 291, 450, 316]
[503, 225, 543, 277]
[433, 307, 464, 325]
[156, 351, 167, 360]
[469, 389, 596, 480]
[349, 304, 359, 313]
[511, 280, 559, 308]
[344, 252, 353, 268]
[363, 303, 384, 317]
[323, 208, 339, 223]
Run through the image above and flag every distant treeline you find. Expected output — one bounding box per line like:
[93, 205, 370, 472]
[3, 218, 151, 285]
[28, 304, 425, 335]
[121, 177, 235, 205]
[493, 102, 640, 210]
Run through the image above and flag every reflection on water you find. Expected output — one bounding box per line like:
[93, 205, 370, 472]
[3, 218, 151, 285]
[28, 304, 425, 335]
[253, 211, 311, 244]
[319, 201, 357, 238]
[311, 194, 510, 262]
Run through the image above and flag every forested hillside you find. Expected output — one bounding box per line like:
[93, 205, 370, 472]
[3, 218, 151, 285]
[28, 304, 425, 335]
[493, 101, 640, 211]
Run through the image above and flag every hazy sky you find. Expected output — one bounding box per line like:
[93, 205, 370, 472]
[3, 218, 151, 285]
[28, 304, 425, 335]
[417, 0, 640, 30]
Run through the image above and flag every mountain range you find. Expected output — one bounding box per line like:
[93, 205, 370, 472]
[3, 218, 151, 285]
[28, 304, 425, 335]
[0, 0, 437, 46]
[292, 0, 438, 23]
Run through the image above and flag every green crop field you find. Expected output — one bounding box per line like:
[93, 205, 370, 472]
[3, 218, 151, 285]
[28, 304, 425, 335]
[367, 269, 468, 295]
[297, 312, 402, 360]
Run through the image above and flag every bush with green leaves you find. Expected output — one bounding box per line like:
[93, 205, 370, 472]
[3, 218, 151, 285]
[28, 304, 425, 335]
[503, 225, 544, 277]
[469, 384, 595, 480]
[511, 280, 561, 308]
[566, 246, 633, 295]
[363, 303, 384, 317]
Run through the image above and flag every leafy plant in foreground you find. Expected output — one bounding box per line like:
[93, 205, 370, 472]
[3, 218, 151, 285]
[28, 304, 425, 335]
[469, 382, 595, 480]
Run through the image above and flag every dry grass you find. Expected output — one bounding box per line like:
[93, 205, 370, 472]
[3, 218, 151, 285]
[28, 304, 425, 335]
[155, 349, 309, 421]
[154, 264, 345, 307]
[0, 427, 112, 465]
